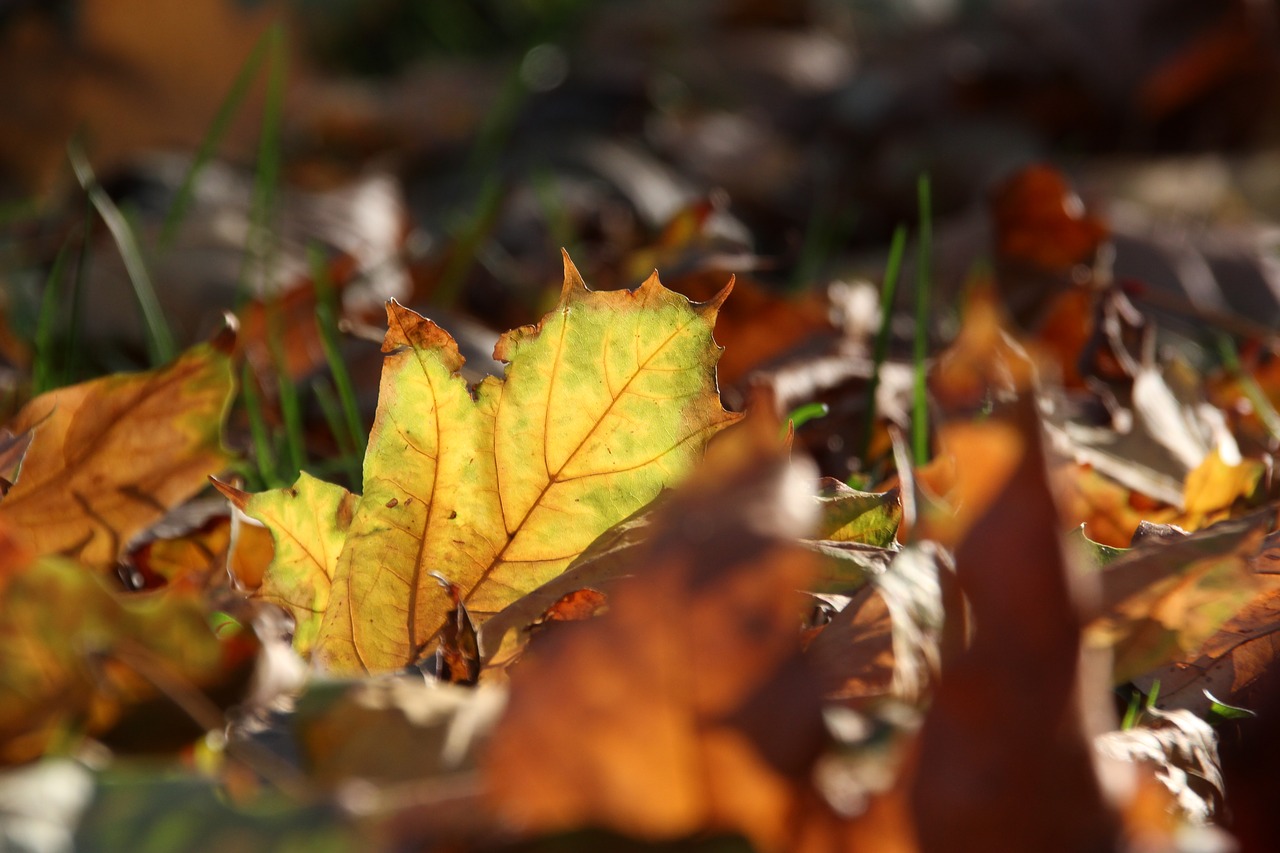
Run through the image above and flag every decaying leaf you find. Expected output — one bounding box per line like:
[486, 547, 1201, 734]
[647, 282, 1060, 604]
[0, 337, 235, 568]
[244, 254, 739, 673]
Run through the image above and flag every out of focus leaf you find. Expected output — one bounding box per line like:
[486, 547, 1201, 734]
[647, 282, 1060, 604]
[992, 164, 1108, 274]
[1087, 511, 1269, 684]
[1094, 708, 1225, 826]
[1134, 529, 1280, 715]
[75, 765, 357, 853]
[907, 398, 1118, 853]
[0, 338, 235, 568]
[485, 416, 843, 852]
[0, 552, 255, 765]
[1182, 448, 1262, 523]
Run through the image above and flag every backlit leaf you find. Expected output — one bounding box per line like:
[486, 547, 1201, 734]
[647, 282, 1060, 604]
[215, 473, 356, 657]
[251, 254, 739, 673]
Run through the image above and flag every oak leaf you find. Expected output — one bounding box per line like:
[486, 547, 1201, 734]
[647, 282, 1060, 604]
[243, 254, 739, 673]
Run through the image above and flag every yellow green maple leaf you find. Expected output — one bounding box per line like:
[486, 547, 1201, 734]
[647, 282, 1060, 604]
[243, 254, 740, 673]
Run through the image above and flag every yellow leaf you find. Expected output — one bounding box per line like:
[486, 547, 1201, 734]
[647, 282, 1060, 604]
[1182, 449, 1262, 523]
[249, 253, 739, 673]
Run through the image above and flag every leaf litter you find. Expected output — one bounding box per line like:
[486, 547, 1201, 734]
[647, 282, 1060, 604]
[9, 7, 1280, 847]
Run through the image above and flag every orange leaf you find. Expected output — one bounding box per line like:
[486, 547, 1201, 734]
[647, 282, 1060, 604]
[0, 339, 234, 568]
[485, 416, 844, 851]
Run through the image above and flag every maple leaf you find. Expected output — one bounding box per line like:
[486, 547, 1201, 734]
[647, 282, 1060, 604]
[215, 472, 357, 657]
[241, 253, 739, 673]
[0, 335, 235, 568]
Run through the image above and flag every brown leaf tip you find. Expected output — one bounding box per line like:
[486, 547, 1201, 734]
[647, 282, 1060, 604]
[382, 300, 465, 370]
[559, 248, 590, 303]
[209, 476, 249, 510]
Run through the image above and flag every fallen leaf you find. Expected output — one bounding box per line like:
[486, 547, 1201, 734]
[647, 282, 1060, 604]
[1134, 527, 1280, 715]
[214, 472, 357, 657]
[991, 164, 1109, 274]
[909, 398, 1119, 853]
[248, 253, 739, 673]
[0, 337, 235, 568]
[0, 550, 253, 765]
[814, 478, 901, 547]
[1088, 511, 1269, 685]
[484, 415, 835, 851]
[1182, 447, 1263, 523]
[1095, 708, 1224, 826]
[528, 589, 609, 631]
[426, 573, 480, 686]
[127, 513, 274, 594]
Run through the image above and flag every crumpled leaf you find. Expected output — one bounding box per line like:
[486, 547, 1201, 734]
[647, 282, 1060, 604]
[0, 336, 234, 568]
[806, 543, 947, 703]
[1095, 708, 1224, 826]
[248, 254, 739, 673]
[1087, 511, 1269, 684]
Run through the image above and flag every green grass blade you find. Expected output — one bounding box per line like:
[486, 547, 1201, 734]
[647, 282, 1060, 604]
[859, 224, 908, 466]
[912, 174, 933, 466]
[240, 362, 280, 488]
[311, 376, 362, 487]
[1217, 334, 1280, 441]
[309, 246, 366, 460]
[32, 239, 74, 395]
[238, 23, 287, 304]
[782, 402, 829, 438]
[62, 194, 94, 385]
[160, 27, 274, 249]
[67, 140, 177, 365]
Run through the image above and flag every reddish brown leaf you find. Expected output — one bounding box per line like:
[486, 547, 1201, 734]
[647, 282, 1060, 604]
[991, 164, 1108, 274]
[530, 588, 608, 626]
[428, 573, 480, 687]
[909, 399, 1119, 853]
